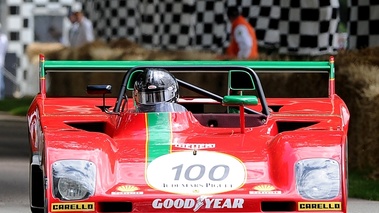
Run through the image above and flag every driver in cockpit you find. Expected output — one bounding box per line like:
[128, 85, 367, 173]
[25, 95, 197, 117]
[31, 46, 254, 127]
[133, 68, 187, 113]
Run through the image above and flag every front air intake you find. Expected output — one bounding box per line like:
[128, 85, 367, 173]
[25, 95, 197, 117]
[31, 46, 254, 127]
[99, 202, 133, 212]
[261, 201, 296, 212]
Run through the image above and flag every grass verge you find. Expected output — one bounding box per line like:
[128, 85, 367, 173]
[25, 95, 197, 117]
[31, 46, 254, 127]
[0, 97, 34, 116]
[348, 170, 379, 201]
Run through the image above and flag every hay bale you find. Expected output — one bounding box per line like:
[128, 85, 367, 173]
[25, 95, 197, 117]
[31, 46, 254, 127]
[26, 42, 66, 64]
[108, 38, 142, 49]
[334, 63, 379, 172]
[120, 47, 150, 60]
[336, 47, 379, 67]
[90, 45, 125, 60]
[45, 47, 73, 60]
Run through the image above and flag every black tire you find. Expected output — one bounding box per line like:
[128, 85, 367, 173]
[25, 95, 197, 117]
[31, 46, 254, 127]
[31, 206, 44, 213]
[29, 154, 45, 212]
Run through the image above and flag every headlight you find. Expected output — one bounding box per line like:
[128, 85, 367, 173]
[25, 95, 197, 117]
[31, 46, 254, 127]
[52, 160, 96, 200]
[295, 158, 340, 199]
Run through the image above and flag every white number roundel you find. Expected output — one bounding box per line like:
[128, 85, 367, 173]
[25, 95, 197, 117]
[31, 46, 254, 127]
[146, 151, 246, 195]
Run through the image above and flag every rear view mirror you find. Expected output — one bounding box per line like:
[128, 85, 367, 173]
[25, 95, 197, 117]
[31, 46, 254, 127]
[127, 70, 143, 90]
[229, 70, 255, 90]
[87, 85, 112, 95]
[87, 85, 113, 113]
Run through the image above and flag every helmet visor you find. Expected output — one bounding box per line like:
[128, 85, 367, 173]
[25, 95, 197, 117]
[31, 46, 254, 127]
[135, 90, 176, 105]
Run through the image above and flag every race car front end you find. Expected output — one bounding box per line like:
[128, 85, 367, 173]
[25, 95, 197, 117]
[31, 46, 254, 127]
[43, 139, 347, 213]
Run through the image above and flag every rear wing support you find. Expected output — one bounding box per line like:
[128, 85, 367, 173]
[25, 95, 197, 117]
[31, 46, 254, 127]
[329, 56, 335, 96]
[39, 54, 46, 99]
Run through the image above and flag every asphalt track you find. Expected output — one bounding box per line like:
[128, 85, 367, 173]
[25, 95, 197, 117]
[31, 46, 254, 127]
[0, 114, 29, 212]
[0, 113, 378, 213]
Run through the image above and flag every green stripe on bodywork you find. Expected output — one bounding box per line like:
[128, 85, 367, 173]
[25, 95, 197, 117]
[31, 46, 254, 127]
[146, 113, 172, 163]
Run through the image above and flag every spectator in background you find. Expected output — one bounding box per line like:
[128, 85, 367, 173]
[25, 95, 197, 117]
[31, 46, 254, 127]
[67, 3, 94, 47]
[61, 9, 78, 46]
[0, 23, 8, 100]
[225, 6, 259, 60]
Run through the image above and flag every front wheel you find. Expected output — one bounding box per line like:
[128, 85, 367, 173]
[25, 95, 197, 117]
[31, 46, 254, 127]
[30, 154, 45, 213]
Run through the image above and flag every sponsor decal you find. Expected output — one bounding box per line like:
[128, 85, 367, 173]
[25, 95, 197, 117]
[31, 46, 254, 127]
[111, 185, 143, 195]
[152, 197, 244, 211]
[174, 143, 216, 150]
[51, 202, 94, 212]
[298, 202, 341, 211]
[145, 115, 245, 195]
[146, 151, 246, 195]
[253, 184, 275, 191]
[55, 105, 94, 113]
[249, 184, 282, 194]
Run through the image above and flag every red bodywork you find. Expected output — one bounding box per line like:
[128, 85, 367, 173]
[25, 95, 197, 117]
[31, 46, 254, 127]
[27, 95, 349, 213]
[27, 57, 349, 213]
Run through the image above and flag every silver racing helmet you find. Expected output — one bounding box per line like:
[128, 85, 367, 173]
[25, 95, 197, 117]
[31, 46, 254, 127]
[133, 68, 179, 105]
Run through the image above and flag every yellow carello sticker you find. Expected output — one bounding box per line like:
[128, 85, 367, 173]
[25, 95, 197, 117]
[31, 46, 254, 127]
[51, 202, 95, 212]
[298, 202, 341, 211]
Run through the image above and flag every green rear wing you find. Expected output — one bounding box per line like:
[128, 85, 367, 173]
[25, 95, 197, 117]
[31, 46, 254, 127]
[38, 54, 335, 98]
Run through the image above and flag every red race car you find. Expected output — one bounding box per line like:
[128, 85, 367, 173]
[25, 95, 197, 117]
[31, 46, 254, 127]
[27, 55, 349, 213]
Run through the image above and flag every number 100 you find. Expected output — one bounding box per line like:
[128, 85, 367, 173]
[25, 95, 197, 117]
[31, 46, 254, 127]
[172, 164, 230, 181]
